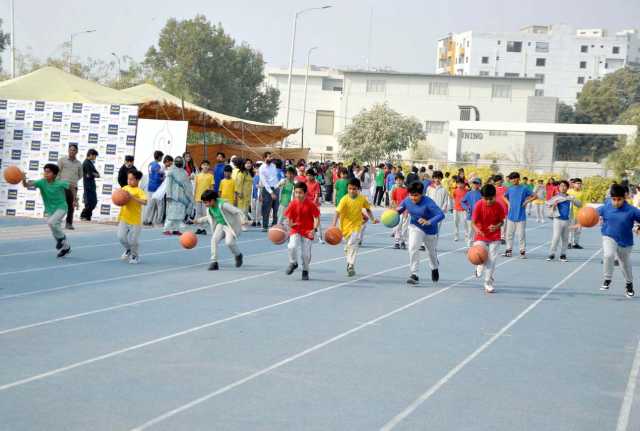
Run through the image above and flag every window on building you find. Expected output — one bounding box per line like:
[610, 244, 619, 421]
[613, 46, 620, 54]
[481, 56, 489, 64]
[534, 73, 545, 83]
[536, 58, 546, 66]
[325, 146, 333, 152]
[577, 76, 585, 84]
[579, 61, 587, 69]
[428, 81, 449, 96]
[479, 71, 490, 76]
[497, 40, 501, 45]
[315, 110, 334, 135]
[504, 72, 520, 77]
[605, 62, 609, 69]
[580, 45, 588, 53]
[491, 84, 512, 99]
[507, 41, 523, 52]
[535, 42, 549, 53]
[535, 89, 544, 96]
[322, 78, 343, 92]
[489, 130, 508, 136]
[366, 79, 386, 93]
[425, 121, 446, 134]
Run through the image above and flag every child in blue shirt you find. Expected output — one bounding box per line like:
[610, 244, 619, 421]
[504, 172, 536, 258]
[461, 178, 483, 247]
[397, 181, 445, 285]
[598, 183, 640, 297]
[546, 180, 576, 262]
[251, 170, 262, 227]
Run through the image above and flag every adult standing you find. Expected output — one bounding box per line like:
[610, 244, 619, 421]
[259, 151, 280, 232]
[80, 149, 100, 221]
[213, 152, 226, 192]
[57, 143, 83, 229]
[143, 151, 165, 226]
[324, 162, 334, 203]
[373, 164, 385, 206]
[163, 156, 194, 235]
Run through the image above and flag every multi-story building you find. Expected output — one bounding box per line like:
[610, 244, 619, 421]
[266, 67, 557, 165]
[435, 25, 640, 104]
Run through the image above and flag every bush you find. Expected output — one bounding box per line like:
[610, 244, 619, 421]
[581, 176, 612, 203]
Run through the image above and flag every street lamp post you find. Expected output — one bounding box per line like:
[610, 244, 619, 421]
[301, 46, 318, 149]
[284, 5, 331, 131]
[111, 52, 121, 86]
[69, 30, 96, 72]
[10, 0, 15, 78]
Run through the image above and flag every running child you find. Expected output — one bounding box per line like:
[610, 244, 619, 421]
[21, 164, 72, 257]
[118, 170, 147, 264]
[568, 178, 585, 249]
[471, 184, 506, 293]
[533, 179, 546, 223]
[197, 190, 244, 271]
[194, 160, 214, 235]
[285, 182, 320, 280]
[277, 166, 296, 225]
[391, 173, 409, 249]
[452, 177, 468, 242]
[461, 178, 483, 247]
[397, 181, 445, 285]
[598, 183, 640, 297]
[503, 172, 536, 258]
[546, 180, 576, 262]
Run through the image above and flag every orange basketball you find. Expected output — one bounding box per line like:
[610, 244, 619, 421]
[324, 226, 343, 245]
[179, 231, 198, 249]
[3, 165, 23, 184]
[268, 224, 288, 245]
[577, 206, 599, 228]
[112, 188, 130, 206]
[467, 244, 489, 265]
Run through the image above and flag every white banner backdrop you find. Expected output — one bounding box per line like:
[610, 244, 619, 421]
[0, 99, 139, 222]
[133, 119, 188, 190]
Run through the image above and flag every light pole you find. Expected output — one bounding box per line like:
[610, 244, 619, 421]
[284, 5, 331, 130]
[301, 46, 318, 149]
[111, 52, 121, 86]
[68, 29, 96, 72]
[9, 0, 15, 78]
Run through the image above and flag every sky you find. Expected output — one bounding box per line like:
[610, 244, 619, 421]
[2, 0, 640, 75]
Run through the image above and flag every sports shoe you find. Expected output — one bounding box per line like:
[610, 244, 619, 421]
[615, 259, 620, 267]
[431, 269, 440, 283]
[285, 263, 298, 275]
[121, 250, 131, 260]
[547, 254, 555, 261]
[573, 244, 584, 250]
[401, 242, 407, 249]
[301, 270, 309, 281]
[568, 243, 573, 249]
[394, 243, 400, 249]
[172, 231, 182, 235]
[65, 223, 74, 230]
[600, 280, 611, 291]
[419, 245, 426, 251]
[475, 266, 482, 278]
[503, 249, 513, 258]
[163, 231, 172, 236]
[208, 261, 219, 271]
[262, 227, 268, 233]
[347, 264, 356, 277]
[559, 255, 568, 262]
[57, 246, 71, 258]
[484, 284, 495, 293]
[55, 238, 64, 250]
[235, 253, 243, 268]
[358, 240, 363, 246]
[406, 274, 419, 285]
[626, 283, 635, 298]
[129, 255, 139, 264]
[519, 250, 526, 259]
[500, 239, 506, 245]
[453, 237, 459, 242]
[318, 238, 325, 244]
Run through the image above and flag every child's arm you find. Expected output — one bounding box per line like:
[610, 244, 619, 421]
[130, 193, 147, 205]
[365, 208, 378, 224]
[331, 211, 340, 227]
[21, 172, 35, 188]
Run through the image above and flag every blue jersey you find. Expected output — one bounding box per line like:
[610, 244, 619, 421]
[461, 189, 482, 221]
[147, 161, 164, 192]
[598, 201, 640, 247]
[505, 185, 532, 222]
[252, 175, 260, 199]
[213, 163, 226, 192]
[397, 195, 445, 236]
[386, 173, 395, 191]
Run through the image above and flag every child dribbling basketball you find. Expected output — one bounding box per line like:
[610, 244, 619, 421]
[117, 170, 147, 264]
[284, 182, 320, 280]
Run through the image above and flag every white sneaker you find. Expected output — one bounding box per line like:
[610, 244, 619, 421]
[129, 255, 139, 264]
[475, 266, 482, 278]
[318, 238, 325, 244]
[484, 284, 495, 293]
[121, 250, 131, 260]
[453, 237, 459, 242]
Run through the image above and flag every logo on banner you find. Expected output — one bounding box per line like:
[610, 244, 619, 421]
[13, 130, 23, 140]
[106, 144, 117, 155]
[72, 103, 83, 113]
[34, 101, 45, 111]
[104, 164, 115, 175]
[0, 119, 6, 129]
[33, 120, 43, 131]
[100, 204, 111, 215]
[7, 189, 18, 200]
[108, 124, 118, 135]
[6, 209, 16, 216]
[128, 115, 138, 126]
[52, 112, 63, 122]
[31, 141, 41, 151]
[110, 105, 120, 115]
[102, 184, 113, 195]
[15, 110, 25, 120]
[0, 138, 3, 149]
[88, 133, 98, 144]
[70, 123, 80, 133]
[90, 113, 100, 124]
[48, 151, 59, 161]
[29, 160, 39, 171]
[51, 131, 61, 142]
[0, 100, 7, 110]
[126, 135, 135, 146]
[11, 149, 21, 160]
[25, 200, 35, 211]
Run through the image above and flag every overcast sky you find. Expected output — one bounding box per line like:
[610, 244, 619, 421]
[3, 0, 639, 75]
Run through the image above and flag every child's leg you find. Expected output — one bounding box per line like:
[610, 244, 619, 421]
[466, 219, 473, 247]
[223, 227, 240, 256]
[301, 236, 312, 271]
[346, 232, 360, 266]
[48, 209, 69, 248]
[423, 234, 439, 270]
[117, 221, 130, 251]
[560, 220, 570, 255]
[287, 233, 300, 265]
[278, 206, 287, 225]
[602, 237, 617, 281]
[407, 225, 423, 276]
[484, 241, 499, 286]
[473, 240, 487, 275]
[517, 221, 526, 252]
[453, 211, 462, 240]
[401, 216, 409, 243]
[316, 221, 324, 243]
[617, 245, 633, 284]
[549, 218, 561, 255]
[536, 204, 544, 222]
[505, 220, 515, 250]
[210, 224, 224, 262]
[129, 224, 142, 257]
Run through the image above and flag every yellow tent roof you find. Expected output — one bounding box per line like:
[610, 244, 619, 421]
[0, 66, 140, 105]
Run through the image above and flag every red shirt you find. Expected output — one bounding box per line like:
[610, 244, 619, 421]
[306, 180, 321, 206]
[284, 199, 320, 238]
[453, 188, 467, 211]
[545, 184, 557, 201]
[472, 199, 506, 242]
[495, 185, 508, 211]
[295, 175, 307, 183]
[391, 187, 409, 205]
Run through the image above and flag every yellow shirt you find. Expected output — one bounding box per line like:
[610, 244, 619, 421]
[336, 194, 371, 237]
[194, 172, 214, 202]
[219, 178, 236, 203]
[567, 189, 585, 218]
[118, 185, 146, 225]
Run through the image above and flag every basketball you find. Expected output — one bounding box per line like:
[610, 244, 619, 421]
[268, 224, 288, 245]
[467, 245, 489, 265]
[577, 206, 599, 228]
[111, 189, 130, 206]
[324, 226, 343, 245]
[381, 209, 400, 228]
[179, 231, 198, 249]
[3, 165, 23, 184]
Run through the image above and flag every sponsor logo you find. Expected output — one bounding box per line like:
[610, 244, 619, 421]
[0, 139, 3, 149]
[25, 200, 35, 211]
[88, 133, 98, 144]
[108, 124, 118, 135]
[72, 103, 83, 113]
[110, 105, 120, 115]
[103, 164, 115, 175]
[15, 110, 25, 120]
[7, 189, 18, 199]
[50, 131, 61, 142]
[90, 113, 100, 124]
[100, 204, 111, 215]
[34, 101, 45, 111]
[0, 119, 6, 129]
[6, 209, 16, 216]
[52, 112, 63, 122]
[70, 122, 81, 133]
[0, 100, 8, 109]
[106, 144, 117, 155]
[102, 184, 113, 195]
[31, 141, 41, 151]
[33, 120, 43, 131]
[13, 130, 23, 140]
[28, 160, 39, 171]
[48, 151, 58, 161]
[126, 135, 136, 146]
[128, 115, 138, 126]
[11, 149, 21, 160]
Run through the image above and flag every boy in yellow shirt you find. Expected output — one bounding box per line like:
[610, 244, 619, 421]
[194, 160, 214, 235]
[331, 178, 378, 277]
[219, 165, 236, 205]
[568, 178, 585, 249]
[118, 170, 147, 264]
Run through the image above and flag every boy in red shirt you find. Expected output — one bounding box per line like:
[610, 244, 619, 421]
[453, 177, 468, 242]
[391, 173, 409, 249]
[284, 182, 320, 280]
[471, 184, 506, 293]
[305, 167, 324, 244]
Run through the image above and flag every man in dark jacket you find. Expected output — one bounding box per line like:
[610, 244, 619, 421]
[117, 155, 136, 187]
[80, 149, 100, 221]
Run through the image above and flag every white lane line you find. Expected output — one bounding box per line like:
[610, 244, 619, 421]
[0, 241, 466, 393]
[380, 248, 601, 431]
[130, 241, 549, 430]
[0, 230, 395, 300]
[617, 337, 640, 431]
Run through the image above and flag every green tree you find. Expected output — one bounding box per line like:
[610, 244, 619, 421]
[576, 67, 640, 124]
[338, 103, 425, 166]
[606, 104, 640, 179]
[0, 19, 10, 71]
[144, 15, 279, 122]
[555, 102, 615, 162]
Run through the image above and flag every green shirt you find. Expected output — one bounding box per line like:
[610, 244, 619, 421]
[34, 178, 69, 215]
[335, 179, 349, 206]
[280, 180, 295, 208]
[375, 170, 385, 187]
[208, 199, 227, 225]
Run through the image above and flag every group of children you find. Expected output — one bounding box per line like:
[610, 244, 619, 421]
[18, 161, 640, 298]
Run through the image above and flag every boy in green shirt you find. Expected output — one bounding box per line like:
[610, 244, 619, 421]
[21, 163, 72, 257]
[278, 166, 296, 225]
[333, 167, 349, 206]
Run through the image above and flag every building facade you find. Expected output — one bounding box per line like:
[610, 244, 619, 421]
[435, 25, 640, 104]
[266, 67, 557, 165]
